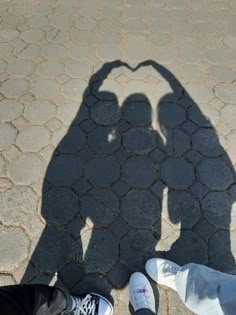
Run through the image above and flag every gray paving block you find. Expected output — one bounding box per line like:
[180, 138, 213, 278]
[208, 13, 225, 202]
[46, 154, 82, 186]
[31, 79, 60, 99]
[16, 126, 51, 152]
[123, 156, 157, 188]
[25, 100, 56, 123]
[215, 83, 236, 104]
[85, 156, 120, 186]
[0, 123, 17, 150]
[167, 190, 200, 228]
[158, 103, 186, 127]
[80, 189, 119, 226]
[160, 157, 195, 189]
[88, 126, 121, 154]
[192, 128, 224, 156]
[42, 43, 66, 59]
[197, 158, 233, 190]
[124, 128, 156, 154]
[0, 227, 30, 272]
[0, 79, 28, 98]
[0, 186, 38, 225]
[8, 153, 44, 185]
[7, 59, 35, 77]
[31, 226, 73, 273]
[122, 101, 151, 126]
[221, 104, 236, 129]
[78, 229, 119, 273]
[91, 101, 121, 125]
[121, 189, 160, 228]
[43, 188, 78, 224]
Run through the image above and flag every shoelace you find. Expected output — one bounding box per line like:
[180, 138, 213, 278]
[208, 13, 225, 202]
[162, 263, 179, 278]
[72, 294, 96, 315]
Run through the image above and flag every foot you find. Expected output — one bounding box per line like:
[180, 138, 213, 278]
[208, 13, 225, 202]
[145, 258, 181, 291]
[70, 293, 113, 315]
[129, 272, 156, 313]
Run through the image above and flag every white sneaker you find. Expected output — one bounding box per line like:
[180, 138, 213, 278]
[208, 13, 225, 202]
[129, 272, 156, 313]
[145, 258, 181, 291]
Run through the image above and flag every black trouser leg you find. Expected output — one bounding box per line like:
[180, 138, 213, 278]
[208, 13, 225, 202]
[0, 284, 72, 315]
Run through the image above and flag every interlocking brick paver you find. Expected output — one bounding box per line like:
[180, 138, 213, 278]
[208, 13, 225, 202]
[1, 1, 236, 313]
[88, 126, 121, 154]
[43, 188, 78, 224]
[124, 128, 156, 154]
[121, 189, 160, 227]
[0, 78, 28, 98]
[0, 227, 30, 272]
[0, 100, 23, 121]
[25, 100, 56, 123]
[0, 123, 17, 150]
[0, 186, 38, 225]
[192, 128, 225, 156]
[16, 125, 51, 152]
[197, 158, 234, 190]
[8, 153, 44, 185]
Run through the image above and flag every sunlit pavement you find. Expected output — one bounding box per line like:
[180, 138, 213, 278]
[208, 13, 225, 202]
[0, 1, 236, 314]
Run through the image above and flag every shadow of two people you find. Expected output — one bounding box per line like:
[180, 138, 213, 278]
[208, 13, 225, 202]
[22, 60, 236, 301]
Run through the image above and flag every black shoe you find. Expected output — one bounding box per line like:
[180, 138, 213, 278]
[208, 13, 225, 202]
[69, 293, 113, 315]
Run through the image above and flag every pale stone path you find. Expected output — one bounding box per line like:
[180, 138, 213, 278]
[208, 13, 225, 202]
[0, 0, 236, 314]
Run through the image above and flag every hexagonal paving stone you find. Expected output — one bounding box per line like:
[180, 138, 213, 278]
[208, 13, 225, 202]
[0, 28, 20, 42]
[0, 100, 23, 122]
[31, 79, 60, 98]
[208, 65, 235, 82]
[31, 226, 73, 273]
[221, 104, 236, 129]
[90, 101, 121, 125]
[27, 15, 49, 27]
[192, 128, 224, 156]
[0, 274, 16, 286]
[24, 100, 56, 123]
[197, 158, 233, 190]
[160, 157, 195, 189]
[8, 153, 44, 185]
[85, 156, 120, 186]
[72, 30, 94, 43]
[122, 101, 151, 126]
[0, 43, 13, 57]
[215, 83, 236, 104]
[62, 79, 87, 99]
[0, 79, 28, 98]
[0, 186, 38, 225]
[120, 230, 157, 271]
[0, 227, 30, 272]
[123, 156, 157, 188]
[51, 15, 72, 29]
[16, 126, 51, 152]
[209, 231, 236, 272]
[79, 229, 119, 273]
[164, 231, 208, 266]
[37, 61, 65, 78]
[166, 191, 200, 228]
[47, 29, 70, 43]
[53, 126, 86, 153]
[74, 17, 97, 30]
[186, 83, 214, 103]
[0, 156, 6, 176]
[227, 130, 236, 158]
[80, 189, 119, 226]
[7, 59, 35, 77]
[15, 43, 41, 58]
[58, 102, 88, 125]
[189, 103, 220, 127]
[123, 128, 156, 154]
[0, 59, 7, 73]
[158, 103, 186, 127]
[0, 123, 17, 151]
[42, 44, 66, 59]
[42, 188, 78, 224]
[121, 189, 160, 227]
[88, 126, 121, 154]
[21, 29, 44, 43]
[202, 191, 232, 229]
[65, 61, 93, 78]
[46, 154, 82, 186]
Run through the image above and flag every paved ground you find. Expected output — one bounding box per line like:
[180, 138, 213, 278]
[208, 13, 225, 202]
[0, 0, 236, 314]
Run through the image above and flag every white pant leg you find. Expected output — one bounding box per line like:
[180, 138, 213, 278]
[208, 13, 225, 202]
[175, 263, 236, 315]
